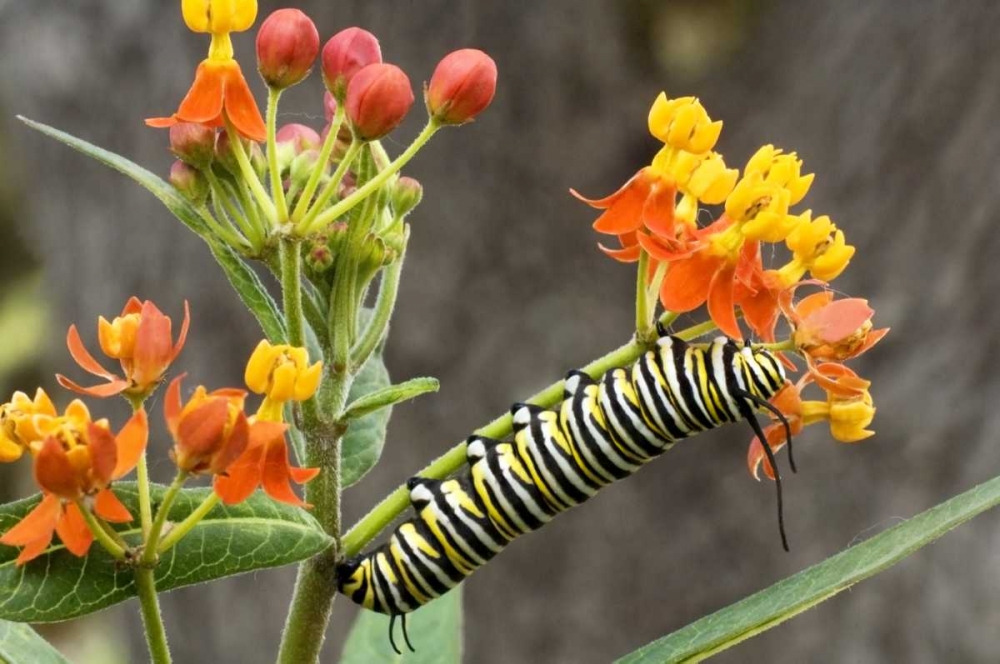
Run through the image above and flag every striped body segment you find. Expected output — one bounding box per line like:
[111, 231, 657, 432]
[338, 335, 786, 616]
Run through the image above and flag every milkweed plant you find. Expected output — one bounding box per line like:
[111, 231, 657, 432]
[2, 2, 994, 663]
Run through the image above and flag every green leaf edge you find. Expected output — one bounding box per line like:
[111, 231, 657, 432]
[0, 483, 332, 623]
[0, 621, 69, 664]
[617, 474, 1000, 663]
[17, 116, 287, 343]
[342, 377, 440, 421]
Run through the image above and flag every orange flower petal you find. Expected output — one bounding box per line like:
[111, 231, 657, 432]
[261, 439, 310, 507]
[170, 301, 191, 364]
[14, 535, 54, 566]
[87, 423, 118, 487]
[569, 169, 647, 209]
[112, 408, 149, 480]
[747, 419, 803, 481]
[56, 503, 93, 557]
[66, 325, 115, 379]
[209, 411, 250, 476]
[794, 290, 835, 321]
[598, 241, 642, 263]
[659, 252, 720, 313]
[134, 300, 173, 387]
[174, 60, 227, 125]
[55, 374, 130, 398]
[289, 465, 321, 484]
[0, 493, 60, 546]
[177, 399, 229, 458]
[636, 231, 697, 263]
[804, 298, 874, 344]
[708, 263, 741, 339]
[34, 438, 82, 499]
[641, 182, 677, 238]
[222, 63, 267, 142]
[214, 445, 264, 505]
[164, 375, 185, 435]
[95, 488, 133, 523]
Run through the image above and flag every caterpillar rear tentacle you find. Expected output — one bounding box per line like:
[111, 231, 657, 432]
[337, 334, 791, 629]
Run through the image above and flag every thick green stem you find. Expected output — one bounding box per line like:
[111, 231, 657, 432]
[135, 566, 172, 664]
[292, 104, 345, 223]
[267, 88, 290, 224]
[304, 121, 440, 234]
[635, 248, 654, 342]
[340, 314, 720, 557]
[157, 492, 220, 554]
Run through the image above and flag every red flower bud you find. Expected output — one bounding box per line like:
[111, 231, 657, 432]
[391, 176, 423, 216]
[256, 9, 320, 90]
[321, 27, 382, 101]
[168, 122, 216, 168]
[426, 49, 497, 125]
[276, 123, 322, 153]
[169, 161, 209, 204]
[346, 63, 414, 141]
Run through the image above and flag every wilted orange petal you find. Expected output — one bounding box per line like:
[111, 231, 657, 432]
[87, 424, 118, 487]
[222, 64, 267, 143]
[55, 374, 131, 398]
[56, 503, 93, 557]
[214, 445, 264, 505]
[795, 291, 835, 321]
[708, 264, 741, 339]
[805, 298, 874, 344]
[660, 252, 719, 313]
[747, 420, 803, 481]
[95, 488, 133, 523]
[0, 493, 60, 546]
[164, 375, 185, 434]
[261, 440, 310, 507]
[856, 327, 890, 355]
[66, 325, 115, 379]
[35, 438, 82, 498]
[169, 301, 191, 364]
[112, 408, 149, 480]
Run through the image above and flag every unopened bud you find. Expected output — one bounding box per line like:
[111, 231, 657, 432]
[169, 161, 209, 203]
[391, 176, 423, 217]
[306, 243, 334, 272]
[324, 91, 338, 123]
[215, 132, 266, 179]
[322, 27, 383, 101]
[256, 9, 320, 90]
[169, 123, 216, 168]
[426, 49, 497, 125]
[277, 123, 322, 153]
[290, 149, 322, 186]
[346, 63, 414, 141]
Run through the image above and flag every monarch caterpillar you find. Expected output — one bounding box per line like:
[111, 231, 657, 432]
[337, 334, 792, 653]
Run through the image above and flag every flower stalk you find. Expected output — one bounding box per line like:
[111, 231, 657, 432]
[267, 88, 290, 224]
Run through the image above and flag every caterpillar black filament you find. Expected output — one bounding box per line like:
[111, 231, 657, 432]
[337, 334, 791, 653]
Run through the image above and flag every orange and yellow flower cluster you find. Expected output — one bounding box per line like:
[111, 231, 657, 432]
[0, 299, 321, 565]
[575, 93, 887, 479]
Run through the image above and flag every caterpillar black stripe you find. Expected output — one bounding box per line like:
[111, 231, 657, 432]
[337, 334, 791, 653]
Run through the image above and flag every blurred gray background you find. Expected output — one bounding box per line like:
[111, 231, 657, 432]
[1, 0, 997, 662]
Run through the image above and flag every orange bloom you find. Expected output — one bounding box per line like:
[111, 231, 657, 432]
[57, 297, 189, 400]
[146, 3, 266, 142]
[0, 402, 146, 565]
[213, 419, 318, 507]
[164, 376, 249, 476]
[780, 289, 889, 362]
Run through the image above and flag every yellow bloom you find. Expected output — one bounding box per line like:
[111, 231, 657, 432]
[245, 340, 322, 405]
[653, 148, 738, 206]
[744, 145, 814, 205]
[648, 93, 723, 155]
[780, 211, 856, 283]
[0, 389, 58, 462]
[802, 386, 876, 443]
[724, 173, 795, 242]
[182, 0, 257, 35]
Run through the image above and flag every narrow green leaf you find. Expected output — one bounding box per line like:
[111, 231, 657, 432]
[0, 621, 69, 664]
[342, 377, 439, 421]
[18, 116, 209, 237]
[18, 117, 288, 344]
[617, 474, 1000, 664]
[339, 587, 463, 664]
[341, 349, 392, 488]
[208, 241, 287, 342]
[0, 483, 332, 623]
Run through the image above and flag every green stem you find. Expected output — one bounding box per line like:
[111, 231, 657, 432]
[304, 120, 440, 234]
[135, 566, 172, 664]
[135, 455, 154, 541]
[206, 169, 255, 244]
[350, 229, 407, 371]
[294, 138, 362, 235]
[197, 201, 247, 250]
[229, 176, 266, 250]
[141, 473, 187, 566]
[340, 314, 719, 557]
[762, 338, 797, 353]
[292, 104, 345, 223]
[75, 500, 126, 560]
[635, 248, 653, 342]
[156, 492, 220, 554]
[267, 88, 290, 224]
[225, 119, 277, 224]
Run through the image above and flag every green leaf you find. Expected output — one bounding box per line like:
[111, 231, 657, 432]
[341, 348, 392, 488]
[339, 587, 463, 664]
[18, 116, 287, 344]
[208, 241, 287, 342]
[0, 621, 69, 664]
[342, 377, 439, 421]
[0, 483, 332, 623]
[616, 474, 1000, 664]
[18, 116, 209, 238]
